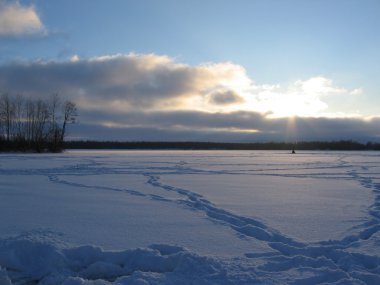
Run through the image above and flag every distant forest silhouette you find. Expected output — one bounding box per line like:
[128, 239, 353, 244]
[64, 140, 380, 151]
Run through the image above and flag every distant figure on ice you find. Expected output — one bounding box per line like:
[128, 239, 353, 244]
[292, 149, 296, 154]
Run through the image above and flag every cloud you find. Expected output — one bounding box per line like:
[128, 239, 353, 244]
[0, 53, 361, 117]
[207, 89, 244, 105]
[1, 53, 377, 142]
[0, 1, 46, 37]
[70, 110, 380, 142]
[350, 88, 363, 96]
[0, 53, 252, 111]
[246, 76, 361, 117]
[70, 55, 80, 63]
[73, 106, 380, 142]
[294, 77, 347, 95]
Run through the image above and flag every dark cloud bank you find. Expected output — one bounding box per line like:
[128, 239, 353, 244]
[1, 54, 379, 142]
[0, 54, 207, 107]
[72, 110, 380, 142]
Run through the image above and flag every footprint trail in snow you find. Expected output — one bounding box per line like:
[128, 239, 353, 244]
[0, 150, 379, 284]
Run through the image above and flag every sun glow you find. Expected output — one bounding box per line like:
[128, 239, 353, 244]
[256, 91, 328, 118]
[196, 75, 358, 118]
[285, 116, 298, 143]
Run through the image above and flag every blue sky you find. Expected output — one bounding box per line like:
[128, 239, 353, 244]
[1, 0, 380, 141]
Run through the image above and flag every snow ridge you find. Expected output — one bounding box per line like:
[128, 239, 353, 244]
[0, 237, 229, 285]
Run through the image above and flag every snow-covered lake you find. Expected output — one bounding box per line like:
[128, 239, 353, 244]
[0, 150, 379, 284]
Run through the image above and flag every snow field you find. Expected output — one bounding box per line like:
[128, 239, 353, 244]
[0, 150, 379, 284]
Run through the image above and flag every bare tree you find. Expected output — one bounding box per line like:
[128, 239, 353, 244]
[34, 99, 49, 148]
[25, 98, 35, 144]
[0, 93, 78, 151]
[13, 94, 25, 142]
[0, 93, 15, 142]
[48, 93, 62, 150]
[60, 100, 77, 143]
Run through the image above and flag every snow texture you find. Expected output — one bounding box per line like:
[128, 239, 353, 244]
[0, 150, 380, 284]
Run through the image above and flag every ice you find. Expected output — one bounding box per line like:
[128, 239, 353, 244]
[0, 150, 380, 284]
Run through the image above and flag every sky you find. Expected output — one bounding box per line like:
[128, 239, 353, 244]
[0, 0, 380, 142]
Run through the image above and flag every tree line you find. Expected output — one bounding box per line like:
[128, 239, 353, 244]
[64, 140, 380, 151]
[0, 93, 77, 152]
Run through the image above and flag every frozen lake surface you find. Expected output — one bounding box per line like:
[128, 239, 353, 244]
[0, 150, 379, 284]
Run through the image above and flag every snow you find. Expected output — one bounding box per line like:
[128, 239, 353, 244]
[0, 150, 380, 284]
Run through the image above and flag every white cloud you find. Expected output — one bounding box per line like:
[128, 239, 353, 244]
[237, 76, 361, 118]
[350, 88, 363, 96]
[0, 53, 363, 119]
[0, 52, 376, 141]
[70, 55, 80, 62]
[294, 76, 347, 95]
[0, 1, 46, 37]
